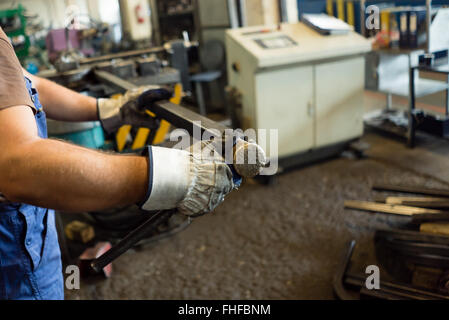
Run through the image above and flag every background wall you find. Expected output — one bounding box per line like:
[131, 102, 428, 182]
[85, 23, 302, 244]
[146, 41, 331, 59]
[245, 0, 280, 26]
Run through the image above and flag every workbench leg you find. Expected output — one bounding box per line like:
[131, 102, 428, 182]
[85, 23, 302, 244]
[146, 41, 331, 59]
[407, 67, 417, 148]
[446, 74, 449, 117]
[195, 81, 207, 116]
[386, 93, 392, 110]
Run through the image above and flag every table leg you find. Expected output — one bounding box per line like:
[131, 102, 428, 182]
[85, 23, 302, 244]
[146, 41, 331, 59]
[386, 93, 392, 110]
[446, 74, 449, 116]
[408, 67, 417, 148]
[195, 81, 207, 116]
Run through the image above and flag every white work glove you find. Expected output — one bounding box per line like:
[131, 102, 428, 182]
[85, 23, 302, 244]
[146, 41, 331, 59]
[141, 141, 235, 216]
[97, 87, 172, 134]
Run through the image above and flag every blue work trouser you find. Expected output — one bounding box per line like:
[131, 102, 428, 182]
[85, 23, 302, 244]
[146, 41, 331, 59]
[0, 77, 64, 300]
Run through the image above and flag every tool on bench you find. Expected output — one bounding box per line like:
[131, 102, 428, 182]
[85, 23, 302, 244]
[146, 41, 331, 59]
[90, 78, 268, 271]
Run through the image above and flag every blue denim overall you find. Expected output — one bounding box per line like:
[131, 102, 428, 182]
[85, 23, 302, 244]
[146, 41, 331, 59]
[0, 78, 64, 300]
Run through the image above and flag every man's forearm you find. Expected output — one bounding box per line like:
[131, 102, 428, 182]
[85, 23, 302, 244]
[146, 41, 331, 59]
[1, 138, 148, 212]
[24, 70, 98, 122]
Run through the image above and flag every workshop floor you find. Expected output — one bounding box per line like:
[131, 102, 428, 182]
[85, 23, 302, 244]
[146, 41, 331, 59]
[65, 94, 449, 300]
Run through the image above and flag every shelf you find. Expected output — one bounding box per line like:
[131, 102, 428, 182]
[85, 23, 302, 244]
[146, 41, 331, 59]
[364, 109, 409, 139]
[418, 64, 449, 75]
[364, 107, 449, 139]
[159, 9, 193, 19]
[375, 47, 425, 56]
[379, 78, 449, 98]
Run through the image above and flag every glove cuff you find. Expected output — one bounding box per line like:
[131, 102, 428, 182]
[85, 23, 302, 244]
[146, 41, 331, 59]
[98, 98, 120, 119]
[140, 146, 191, 212]
[97, 98, 123, 135]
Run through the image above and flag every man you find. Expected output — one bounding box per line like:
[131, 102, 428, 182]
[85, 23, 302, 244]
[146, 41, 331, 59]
[0, 27, 234, 300]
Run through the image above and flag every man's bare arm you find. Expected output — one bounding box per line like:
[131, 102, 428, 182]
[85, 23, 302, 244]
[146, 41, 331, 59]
[0, 105, 148, 212]
[23, 69, 98, 122]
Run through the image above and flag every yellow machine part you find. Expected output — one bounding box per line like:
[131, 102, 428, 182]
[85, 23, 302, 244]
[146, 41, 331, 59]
[337, 0, 345, 21]
[346, 1, 354, 26]
[115, 83, 183, 152]
[326, 0, 334, 16]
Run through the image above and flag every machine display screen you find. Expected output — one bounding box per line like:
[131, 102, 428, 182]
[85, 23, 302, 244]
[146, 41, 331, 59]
[254, 35, 297, 49]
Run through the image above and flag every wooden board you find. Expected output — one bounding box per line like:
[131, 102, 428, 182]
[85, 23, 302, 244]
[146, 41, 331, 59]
[372, 184, 449, 198]
[344, 200, 443, 216]
[385, 196, 449, 208]
[420, 222, 449, 237]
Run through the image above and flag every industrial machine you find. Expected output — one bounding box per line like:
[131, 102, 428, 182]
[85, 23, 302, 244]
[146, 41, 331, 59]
[0, 4, 30, 59]
[226, 22, 371, 170]
[39, 40, 197, 151]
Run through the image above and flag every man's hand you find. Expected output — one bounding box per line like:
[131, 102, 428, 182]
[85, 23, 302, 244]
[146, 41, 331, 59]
[97, 87, 172, 134]
[141, 141, 235, 216]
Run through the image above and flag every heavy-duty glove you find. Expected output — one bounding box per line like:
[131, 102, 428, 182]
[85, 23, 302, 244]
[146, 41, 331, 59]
[97, 87, 172, 134]
[141, 140, 235, 216]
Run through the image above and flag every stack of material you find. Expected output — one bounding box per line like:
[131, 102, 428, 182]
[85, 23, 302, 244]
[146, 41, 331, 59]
[345, 183, 449, 237]
[338, 183, 449, 299]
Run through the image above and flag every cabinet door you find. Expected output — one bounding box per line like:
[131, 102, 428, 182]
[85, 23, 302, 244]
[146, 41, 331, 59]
[315, 57, 365, 148]
[255, 65, 314, 158]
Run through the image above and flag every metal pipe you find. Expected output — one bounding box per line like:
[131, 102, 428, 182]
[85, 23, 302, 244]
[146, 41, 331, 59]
[333, 240, 358, 300]
[345, 273, 449, 300]
[93, 70, 136, 91]
[360, 0, 366, 36]
[408, 66, 417, 148]
[228, 0, 240, 28]
[93, 70, 229, 137]
[426, 0, 432, 53]
[79, 47, 166, 65]
[446, 74, 449, 116]
[91, 210, 175, 272]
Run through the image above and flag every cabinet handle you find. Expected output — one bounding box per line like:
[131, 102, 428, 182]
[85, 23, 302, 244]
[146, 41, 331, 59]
[232, 62, 240, 73]
[307, 101, 314, 117]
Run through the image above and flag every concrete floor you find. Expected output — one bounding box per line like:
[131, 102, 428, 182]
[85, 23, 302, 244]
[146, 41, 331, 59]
[65, 91, 449, 300]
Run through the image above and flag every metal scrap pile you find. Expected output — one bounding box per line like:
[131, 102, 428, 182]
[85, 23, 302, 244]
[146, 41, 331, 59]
[336, 183, 449, 300]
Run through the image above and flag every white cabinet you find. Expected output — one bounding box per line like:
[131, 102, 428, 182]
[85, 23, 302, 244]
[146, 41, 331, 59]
[252, 57, 365, 158]
[226, 22, 371, 162]
[315, 57, 365, 148]
[255, 65, 315, 157]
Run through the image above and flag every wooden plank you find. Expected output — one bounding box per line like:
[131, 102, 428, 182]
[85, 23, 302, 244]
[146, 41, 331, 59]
[385, 196, 449, 208]
[344, 200, 443, 216]
[372, 183, 449, 198]
[420, 222, 449, 237]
